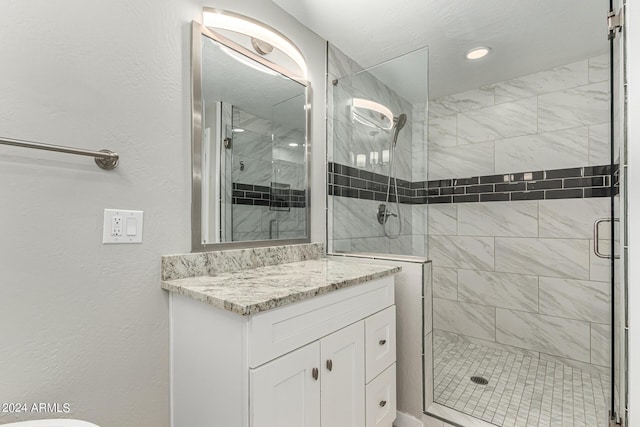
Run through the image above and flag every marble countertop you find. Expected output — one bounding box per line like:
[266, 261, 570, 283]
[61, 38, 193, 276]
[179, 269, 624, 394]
[161, 258, 400, 316]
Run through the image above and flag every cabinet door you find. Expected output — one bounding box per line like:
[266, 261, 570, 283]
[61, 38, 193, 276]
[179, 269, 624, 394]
[365, 363, 396, 427]
[365, 306, 396, 383]
[251, 341, 320, 427]
[320, 321, 365, 427]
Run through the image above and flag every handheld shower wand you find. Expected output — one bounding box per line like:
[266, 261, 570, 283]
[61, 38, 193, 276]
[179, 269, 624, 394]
[392, 114, 407, 147]
[379, 112, 407, 239]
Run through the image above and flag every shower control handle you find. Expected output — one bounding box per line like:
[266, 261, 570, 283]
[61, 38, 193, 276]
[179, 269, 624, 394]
[376, 203, 397, 225]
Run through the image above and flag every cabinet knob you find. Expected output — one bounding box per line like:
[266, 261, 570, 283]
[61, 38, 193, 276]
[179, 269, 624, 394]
[326, 359, 333, 371]
[379, 339, 387, 346]
[379, 400, 387, 407]
[312, 367, 319, 381]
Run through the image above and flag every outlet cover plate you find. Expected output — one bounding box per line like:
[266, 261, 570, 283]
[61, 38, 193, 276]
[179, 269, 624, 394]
[103, 209, 144, 244]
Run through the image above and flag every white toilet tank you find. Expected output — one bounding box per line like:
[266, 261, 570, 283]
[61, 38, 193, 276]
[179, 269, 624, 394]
[1, 420, 99, 427]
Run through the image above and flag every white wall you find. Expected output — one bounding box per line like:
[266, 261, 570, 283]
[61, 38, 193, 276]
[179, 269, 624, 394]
[0, 1, 325, 425]
[627, 0, 639, 423]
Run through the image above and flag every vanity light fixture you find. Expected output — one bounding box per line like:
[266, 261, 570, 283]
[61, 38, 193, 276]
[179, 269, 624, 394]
[288, 143, 299, 147]
[232, 128, 245, 133]
[466, 46, 491, 60]
[203, 9, 308, 79]
[351, 98, 394, 131]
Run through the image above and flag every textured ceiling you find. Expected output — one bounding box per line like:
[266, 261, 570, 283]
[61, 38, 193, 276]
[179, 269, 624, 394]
[272, 0, 609, 99]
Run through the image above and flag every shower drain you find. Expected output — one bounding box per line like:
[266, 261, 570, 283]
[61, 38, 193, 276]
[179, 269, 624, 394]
[470, 376, 489, 385]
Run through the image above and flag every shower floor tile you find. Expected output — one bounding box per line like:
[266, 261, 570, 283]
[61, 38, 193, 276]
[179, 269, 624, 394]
[433, 334, 610, 427]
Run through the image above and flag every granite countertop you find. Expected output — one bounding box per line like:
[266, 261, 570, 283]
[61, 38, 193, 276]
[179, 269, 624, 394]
[161, 258, 400, 316]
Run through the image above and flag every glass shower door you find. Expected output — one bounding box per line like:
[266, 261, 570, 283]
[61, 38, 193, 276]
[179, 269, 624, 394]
[230, 105, 273, 242]
[271, 93, 307, 241]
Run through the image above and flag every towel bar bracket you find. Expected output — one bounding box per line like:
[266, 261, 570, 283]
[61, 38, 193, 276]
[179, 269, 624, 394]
[94, 149, 119, 170]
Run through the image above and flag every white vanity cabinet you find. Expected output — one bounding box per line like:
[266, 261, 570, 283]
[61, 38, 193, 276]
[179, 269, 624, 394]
[251, 321, 364, 427]
[250, 340, 322, 427]
[169, 275, 397, 427]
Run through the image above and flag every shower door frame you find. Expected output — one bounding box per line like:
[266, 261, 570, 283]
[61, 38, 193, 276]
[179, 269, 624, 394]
[609, 0, 628, 424]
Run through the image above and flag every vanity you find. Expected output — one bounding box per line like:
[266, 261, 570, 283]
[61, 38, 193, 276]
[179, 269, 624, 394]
[168, 11, 401, 427]
[162, 244, 400, 427]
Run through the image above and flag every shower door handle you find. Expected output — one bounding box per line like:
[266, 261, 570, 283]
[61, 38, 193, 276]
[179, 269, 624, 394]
[593, 218, 620, 259]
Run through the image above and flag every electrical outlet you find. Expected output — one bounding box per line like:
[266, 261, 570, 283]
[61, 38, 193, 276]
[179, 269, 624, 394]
[111, 215, 123, 236]
[103, 209, 144, 244]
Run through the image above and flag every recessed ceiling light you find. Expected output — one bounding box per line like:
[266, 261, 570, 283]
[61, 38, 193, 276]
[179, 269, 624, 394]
[288, 143, 299, 147]
[232, 128, 245, 133]
[466, 47, 491, 60]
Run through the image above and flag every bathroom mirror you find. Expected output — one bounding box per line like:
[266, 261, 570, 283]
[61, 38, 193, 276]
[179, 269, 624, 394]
[191, 19, 310, 251]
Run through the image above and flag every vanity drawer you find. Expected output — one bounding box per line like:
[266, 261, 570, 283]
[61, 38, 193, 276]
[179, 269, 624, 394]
[365, 305, 396, 383]
[365, 363, 396, 427]
[248, 276, 394, 368]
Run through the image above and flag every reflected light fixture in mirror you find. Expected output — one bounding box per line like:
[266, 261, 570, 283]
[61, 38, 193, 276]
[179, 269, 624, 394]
[351, 98, 394, 131]
[203, 9, 308, 79]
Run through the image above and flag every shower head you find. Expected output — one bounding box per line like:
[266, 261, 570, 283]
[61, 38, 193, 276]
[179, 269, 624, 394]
[392, 113, 407, 146]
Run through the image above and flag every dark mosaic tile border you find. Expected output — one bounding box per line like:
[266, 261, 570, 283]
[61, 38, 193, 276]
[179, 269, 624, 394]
[328, 163, 415, 203]
[232, 183, 306, 208]
[328, 162, 619, 204]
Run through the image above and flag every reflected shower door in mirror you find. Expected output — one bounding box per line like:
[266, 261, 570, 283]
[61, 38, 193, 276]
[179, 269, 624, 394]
[192, 18, 310, 251]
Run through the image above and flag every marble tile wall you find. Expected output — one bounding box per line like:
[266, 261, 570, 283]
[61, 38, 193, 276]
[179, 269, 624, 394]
[433, 298, 496, 341]
[231, 204, 306, 242]
[328, 45, 415, 183]
[228, 107, 307, 242]
[331, 195, 414, 255]
[428, 54, 611, 180]
[429, 54, 612, 373]
[232, 108, 274, 188]
[328, 44, 427, 255]
[430, 194, 611, 372]
[328, 48, 612, 374]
